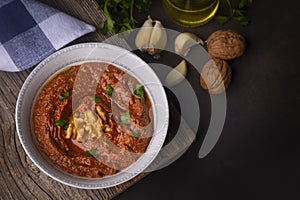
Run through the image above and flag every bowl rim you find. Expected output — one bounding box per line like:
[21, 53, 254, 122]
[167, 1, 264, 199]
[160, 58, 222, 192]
[15, 42, 169, 189]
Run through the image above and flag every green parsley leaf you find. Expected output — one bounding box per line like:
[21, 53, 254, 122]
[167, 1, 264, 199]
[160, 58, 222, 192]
[96, 0, 152, 34]
[93, 96, 102, 103]
[58, 91, 70, 100]
[85, 149, 101, 157]
[132, 130, 140, 138]
[234, 9, 247, 16]
[234, 16, 250, 26]
[239, 0, 253, 9]
[215, 15, 230, 25]
[120, 112, 131, 124]
[55, 119, 69, 131]
[104, 12, 115, 31]
[105, 84, 114, 96]
[98, 21, 108, 35]
[215, 0, 252, 26]
[133, 84, 145, 103]
[64, 68, 74, 74]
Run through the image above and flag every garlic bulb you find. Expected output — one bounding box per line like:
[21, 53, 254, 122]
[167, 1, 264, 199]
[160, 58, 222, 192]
[165, 60, 187, 87]
[174, 32, 204, 56]
[135, 17, 167, 57]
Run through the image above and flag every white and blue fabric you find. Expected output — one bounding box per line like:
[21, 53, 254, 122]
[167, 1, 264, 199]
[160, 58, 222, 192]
[0, 0, 95, 72]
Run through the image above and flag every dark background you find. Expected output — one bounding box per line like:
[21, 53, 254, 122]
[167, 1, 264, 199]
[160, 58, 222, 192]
[115, 0, 300, 199]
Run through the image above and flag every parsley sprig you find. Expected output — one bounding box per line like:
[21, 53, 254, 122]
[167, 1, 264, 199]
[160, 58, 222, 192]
[105, 84, 114, 96]
[132, 130, 140, 138]
[120, 112, 131, 124]
[133, 84, 145, 103]
[63, 68, 74, 74]
[96, 0, 152, 34]
[85, 149, 101, 158]
[215, 0, 253, 26]
[58, 91, 70, 100]
[55, 119, 69, 131]
[93, 96, 102, 103]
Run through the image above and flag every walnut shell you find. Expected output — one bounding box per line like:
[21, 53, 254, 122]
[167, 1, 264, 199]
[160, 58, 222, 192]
[206, 30, 246, 60]
[200, 58, 232, 94]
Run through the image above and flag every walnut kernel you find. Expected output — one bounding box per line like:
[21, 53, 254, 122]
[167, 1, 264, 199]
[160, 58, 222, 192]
[200, 58, 232, 94]
[63, 107, 111, 142]
[206, 30, 246, 60]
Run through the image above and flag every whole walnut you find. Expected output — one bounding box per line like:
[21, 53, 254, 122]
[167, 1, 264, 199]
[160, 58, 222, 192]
[206, 30, 246, 60]
[200, 58, 232, 94]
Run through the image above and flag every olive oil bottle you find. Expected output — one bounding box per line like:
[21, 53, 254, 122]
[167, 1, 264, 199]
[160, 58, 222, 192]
[163, 0, 220, 27]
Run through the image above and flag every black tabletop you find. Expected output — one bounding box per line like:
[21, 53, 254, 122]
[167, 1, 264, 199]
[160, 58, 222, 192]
[115, 0, 300, 199]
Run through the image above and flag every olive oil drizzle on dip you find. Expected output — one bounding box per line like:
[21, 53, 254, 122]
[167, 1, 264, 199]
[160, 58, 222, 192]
[32, 62, 153, 178]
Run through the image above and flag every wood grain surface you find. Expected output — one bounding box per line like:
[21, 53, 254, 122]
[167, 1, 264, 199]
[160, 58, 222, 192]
[0, 1, 195, 199]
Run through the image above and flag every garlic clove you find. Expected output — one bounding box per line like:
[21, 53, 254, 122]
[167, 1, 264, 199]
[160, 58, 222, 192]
[175, 32, 204, 56]
[165, 60, 187, 87]
[135, 17, 167, 57]
[148, 20, 167, 55]
[135, 16, 153, 51]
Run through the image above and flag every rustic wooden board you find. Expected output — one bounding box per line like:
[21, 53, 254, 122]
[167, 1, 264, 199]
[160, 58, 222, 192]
[0, 0, 196, 199]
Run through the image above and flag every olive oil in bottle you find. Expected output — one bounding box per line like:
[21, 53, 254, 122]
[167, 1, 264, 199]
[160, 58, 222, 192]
[163, 0, 220, 27]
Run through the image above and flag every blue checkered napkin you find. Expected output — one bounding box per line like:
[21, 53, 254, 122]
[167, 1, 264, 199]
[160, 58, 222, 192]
[0, 0, 96, 72]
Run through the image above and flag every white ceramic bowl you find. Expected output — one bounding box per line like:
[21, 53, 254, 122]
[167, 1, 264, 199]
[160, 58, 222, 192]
[15, 43, 169, 189]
